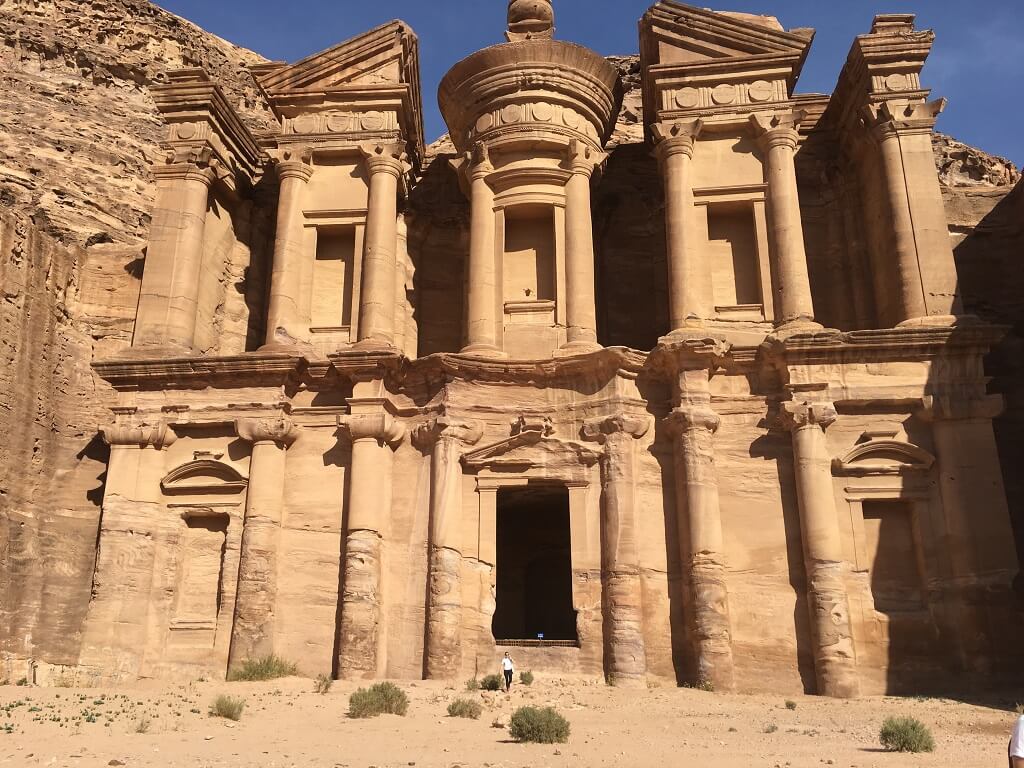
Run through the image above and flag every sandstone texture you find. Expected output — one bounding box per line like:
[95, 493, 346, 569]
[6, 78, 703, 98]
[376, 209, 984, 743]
[1, 0, 1021, 700]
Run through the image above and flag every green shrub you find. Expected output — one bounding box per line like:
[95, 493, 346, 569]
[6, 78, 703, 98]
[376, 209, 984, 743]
[226, 655, 298, 682]
[15, 678, 27, 687]
[763, 723, 778, 734]
[879, 716, 935, 753]
[464, 677, 480, 691]
[519, 670, 534, 686]
[480, 673, 503, 691]
[209, 695, 245, 721]
[447, 698, 483, 720]
[784, 699, 796, 710]
[348, 682, 409, 718]
[314, 674, 333, 695]
[509, 706, 570, 744]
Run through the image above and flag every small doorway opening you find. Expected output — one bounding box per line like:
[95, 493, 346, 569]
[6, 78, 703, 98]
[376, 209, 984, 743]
[492, 484, 578, 644]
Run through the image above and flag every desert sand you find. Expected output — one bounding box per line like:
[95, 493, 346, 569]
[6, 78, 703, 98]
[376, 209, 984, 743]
[0, 676, 1018, 768]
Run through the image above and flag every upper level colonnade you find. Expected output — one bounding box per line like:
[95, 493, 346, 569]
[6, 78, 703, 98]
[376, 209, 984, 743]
[124, 2, 966, 363]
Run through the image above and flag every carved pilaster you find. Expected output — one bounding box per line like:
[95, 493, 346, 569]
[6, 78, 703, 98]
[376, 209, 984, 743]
[413, 416, 482, 680]
[780, 394, 859, 698]
[583, 413, 650, 686]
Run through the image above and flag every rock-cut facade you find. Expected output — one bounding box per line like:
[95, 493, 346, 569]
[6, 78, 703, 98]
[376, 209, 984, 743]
[24, 1, 1022, 696]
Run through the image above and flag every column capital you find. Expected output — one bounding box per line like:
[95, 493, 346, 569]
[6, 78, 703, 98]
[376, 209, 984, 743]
[338, 412, 406, 447]
[235, 415, 301, 447]
[780, 399, 838, 432]
[412, 415, 484, 451]
[863, 98, 945, 142]
[565, 139, 607, 177]
[665, 406, 720, 436]
[652, 119, 703, 161]
[917, 394, 1003, 423]
[150, 159, 216, 188]
[749, 111, 805, 151]
[581, 413, 650, 443]
[276, 159, 314, 184]
[359, 141, 409, 178]
[101, 422, 178, 449]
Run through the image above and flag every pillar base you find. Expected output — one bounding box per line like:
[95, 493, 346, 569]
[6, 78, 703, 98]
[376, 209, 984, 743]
[556, 340, 602, 357]
[458, 343, 508, 359]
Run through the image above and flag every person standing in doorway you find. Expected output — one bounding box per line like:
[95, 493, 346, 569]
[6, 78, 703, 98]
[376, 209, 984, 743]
[501, 652, 514, 692]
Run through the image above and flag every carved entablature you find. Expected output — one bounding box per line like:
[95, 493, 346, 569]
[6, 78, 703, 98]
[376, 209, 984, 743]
[467, 100, 604, 148]
[151, 68, 264, 192]
[639, 2, 813, 134]
[254, 21, 424, 168]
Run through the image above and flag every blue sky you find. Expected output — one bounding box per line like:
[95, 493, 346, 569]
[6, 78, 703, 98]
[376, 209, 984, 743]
[156, 0, 1023, 165]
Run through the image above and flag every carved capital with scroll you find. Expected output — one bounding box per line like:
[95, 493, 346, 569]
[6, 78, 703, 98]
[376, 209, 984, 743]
[359, 141, 409, 179]
[749, 111, 806, 152]
[338, 412, 406, 448]
[780, 399, 838, 432]
[235, 415, 301, 447]
[566, 139, 607, 178]
[101, 422, 178, 450]
[581, 413, 650, 444]
[412, 416, 484, 451]
[653, 119, 704, 162]
[664, 406, 721, 437]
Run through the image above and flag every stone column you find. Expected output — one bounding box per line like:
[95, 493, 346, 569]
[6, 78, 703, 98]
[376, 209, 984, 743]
[336, 411, 405, 679]
[866, 100, 955, 325]
[582, 414, 651, 686]
[264, 158, 314, 348]
[750, 113, 817, 327]
[781, 397, 859, 698]
[561, 140, 605, 353]
[413, 416, 483, 679]
[134, 159, 215, 352]
[653, 119, 711, 332]
[919, 395, 1018, 671]
[357, 142, 406, 348]
[228, 415, 300, 668]
[666, 405, 735, 691]
[462, 143, 502, 356]
[79, 423, 177, 679]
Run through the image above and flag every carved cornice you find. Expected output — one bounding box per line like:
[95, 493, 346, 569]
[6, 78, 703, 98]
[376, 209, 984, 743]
[235, 415, 301, 447]
[102, 422, 177, 449]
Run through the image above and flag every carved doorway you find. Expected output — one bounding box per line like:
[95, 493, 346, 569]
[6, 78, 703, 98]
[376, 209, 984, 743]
[492, 484, 578, 645]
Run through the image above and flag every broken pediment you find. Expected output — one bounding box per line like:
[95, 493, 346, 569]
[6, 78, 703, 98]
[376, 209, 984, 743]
[255, 21, 424, 160]
[161, 460, 248, 495]
[640, 2, 813, 69]
[832, 439, 935, 477]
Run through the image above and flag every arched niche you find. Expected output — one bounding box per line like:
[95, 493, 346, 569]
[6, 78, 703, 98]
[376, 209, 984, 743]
[832, 439, 935, 476]
[160, 459, 248, 495]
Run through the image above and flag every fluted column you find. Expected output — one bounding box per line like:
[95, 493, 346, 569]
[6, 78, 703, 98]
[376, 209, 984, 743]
[582, 414, 651, 686]
[357, 142, 406, 348]
[264, 158, 314, 347]
[667, 405, 735, 691]
[462, 143, 502, 356]
[413, 416, 483, 679]
[781, 398, 859, 698]
[865, 100, 955, 325]
[79, 423, 177, 679]
[228, 415, 300, 668]
[561, 140, 605, 353]
[134, 159, 215, 352]
[653, 119, 711, 332]
[336, 411, 406, 679]
[750, 113, 817, 328]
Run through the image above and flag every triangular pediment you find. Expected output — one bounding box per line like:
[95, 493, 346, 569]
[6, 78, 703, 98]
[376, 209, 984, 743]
[462, 433, 600, 471]
[256, 21, 419, 95]
[640, 2, 813, 68]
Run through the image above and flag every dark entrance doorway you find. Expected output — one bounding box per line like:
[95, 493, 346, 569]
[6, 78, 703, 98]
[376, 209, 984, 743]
[492, 484, 578, 643]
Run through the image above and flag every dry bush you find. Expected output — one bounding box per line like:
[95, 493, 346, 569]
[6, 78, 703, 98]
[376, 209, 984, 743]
[509, 706, 570, 743]
[479, 673, 503, 691]
[209, 695, 245, 721]
[348, 682, 409, 718]
[227, 655, 298, 682]
[314, 674, 333, 695]
[447, 698, 483, 719]
[879, 716, 935, 753]
[519, 670, 534, 686]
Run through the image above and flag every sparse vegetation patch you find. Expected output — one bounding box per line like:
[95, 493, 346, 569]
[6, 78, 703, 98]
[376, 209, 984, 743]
[447, 698, 483, 719]
[209, 695, 245, 721]
[879, 716, 935, 753]
[479, 673, 503, 691]
[509, 706, 570, 743]
[226, 655, 298, 682]
[314, 674, 333, 695]
[348, 682, 409, 718]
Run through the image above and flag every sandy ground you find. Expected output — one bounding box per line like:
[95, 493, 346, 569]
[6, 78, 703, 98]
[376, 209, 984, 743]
[0, 676, 1019, 768]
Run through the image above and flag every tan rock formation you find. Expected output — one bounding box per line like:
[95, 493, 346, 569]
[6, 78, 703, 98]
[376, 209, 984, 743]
[1, 0, 1022, 698]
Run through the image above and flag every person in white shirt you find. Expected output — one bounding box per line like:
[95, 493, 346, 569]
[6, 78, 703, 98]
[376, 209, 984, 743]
[1010, 715, 1024, 768]
[500, 652, 515, 692]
